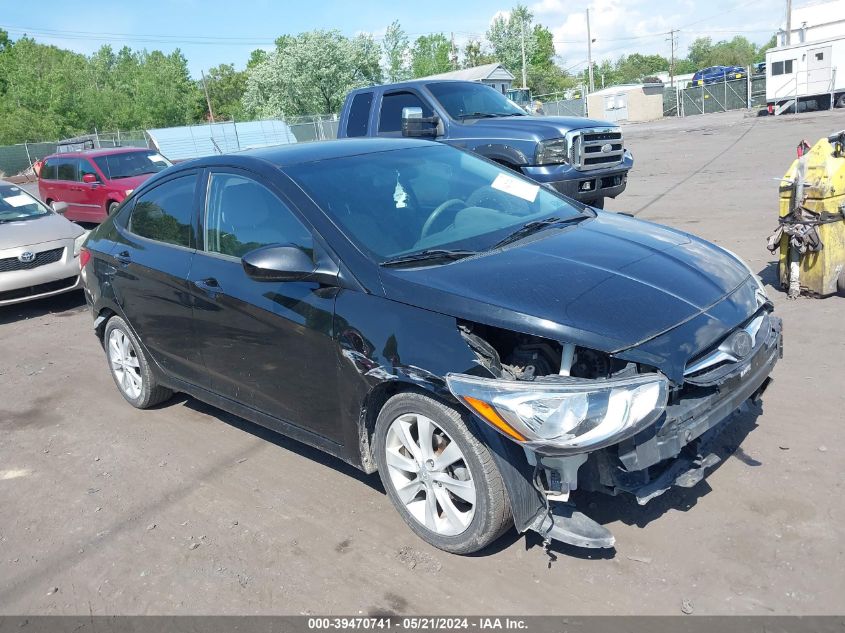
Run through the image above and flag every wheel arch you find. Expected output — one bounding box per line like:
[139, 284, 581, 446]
[359, 377, 545, 534]
[357, 378, 453, 474]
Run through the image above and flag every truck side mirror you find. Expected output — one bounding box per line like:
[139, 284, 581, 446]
[402, 107, 439, 138]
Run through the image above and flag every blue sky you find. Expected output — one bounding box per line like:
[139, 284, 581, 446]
[0, 0, 786, 77]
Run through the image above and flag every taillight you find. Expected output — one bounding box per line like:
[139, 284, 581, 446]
[79, 247, 91, 269]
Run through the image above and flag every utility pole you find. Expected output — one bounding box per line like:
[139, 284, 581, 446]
[667, 29, 678, 87]
[785, 0, 792, 45]
[520, 19, 528, 89]
[586, 8, 594, 93]
[201, 70, 215, 123]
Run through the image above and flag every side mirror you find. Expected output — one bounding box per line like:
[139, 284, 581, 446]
[82, 173, 99, 184]
[242, 244, 338, 285]
[52, 201, 69, 214]
[402, 107, 439, 138]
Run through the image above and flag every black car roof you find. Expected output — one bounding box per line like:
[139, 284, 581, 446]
[233, 138, 437, 168]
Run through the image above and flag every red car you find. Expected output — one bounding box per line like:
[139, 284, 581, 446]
[37, 148, 173, 222]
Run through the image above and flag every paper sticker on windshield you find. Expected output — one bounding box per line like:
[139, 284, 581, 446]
[3, 194, 33, 207]
[491, 173, 539, 202]
[147, 155, 167, 163]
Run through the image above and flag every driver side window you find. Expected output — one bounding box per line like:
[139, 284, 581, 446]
[378, 91, 432, 134]
[204, 173, 312, 258]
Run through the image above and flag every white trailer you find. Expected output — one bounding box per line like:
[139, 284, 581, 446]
[765, 35, 845, 114]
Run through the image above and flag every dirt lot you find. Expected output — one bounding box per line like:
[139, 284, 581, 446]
[1, 110, 843, 615]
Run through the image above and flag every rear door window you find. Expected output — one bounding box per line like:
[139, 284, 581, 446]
[346, 92, 373, 138]
[378, 91, 432, 134]
[40, 158, 57, 180]
[128, 174, 197, 248]
[55, 158, 77, 181]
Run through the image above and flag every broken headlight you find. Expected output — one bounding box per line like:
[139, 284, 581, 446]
[535, 138, 569, 166]
[446, 373, 668, 454]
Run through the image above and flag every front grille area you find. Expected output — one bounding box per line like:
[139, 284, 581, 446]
[0, 275, 78, 302]
[570, 128, 625, 171]
[683, 310, 775, 386]
[0, 247, 64, 272]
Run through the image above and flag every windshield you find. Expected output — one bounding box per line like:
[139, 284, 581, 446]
[0, 184, 51, 223]
[92, 150, 172, 180]
[286, 144, 586, 262]
[427, 82, 527, 119]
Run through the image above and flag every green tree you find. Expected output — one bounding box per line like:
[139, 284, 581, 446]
[487, 5, 536, 78]
[754, 35, 777, 63]
[486, 5, 570, 94]
[614, 53, 669, 83]
[462, 39, 495, 68]
[247, 49, 268, 69]
[685, 35, 761, 70]
[243, 30, 382, 117]
[382, 20, 410, 82]
[410, 34, 452, 77]
[198, 63, 247, 121]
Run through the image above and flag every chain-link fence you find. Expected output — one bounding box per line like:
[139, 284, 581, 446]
[541, 95, 587, 117]
[0, 131, 149, 178]
[663, 88, 679, 117]
[750, 73, 767, 108]
[0, 116, 339, 178]
[679, 78, 746, 115]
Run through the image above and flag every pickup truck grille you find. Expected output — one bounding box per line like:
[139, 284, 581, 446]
[0, 247, 64, 273]
[568, 128, 625, 171]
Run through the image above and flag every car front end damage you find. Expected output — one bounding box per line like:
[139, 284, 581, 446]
[446, 300, 783, 549]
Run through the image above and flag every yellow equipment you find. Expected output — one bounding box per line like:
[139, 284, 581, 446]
[777, 133, 845, 297]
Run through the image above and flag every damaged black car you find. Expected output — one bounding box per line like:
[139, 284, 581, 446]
[80, 138, 782, 554]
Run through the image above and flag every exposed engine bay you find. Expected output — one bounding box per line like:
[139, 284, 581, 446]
[457, 320, 633, 381]
[454, 313, 782, 549]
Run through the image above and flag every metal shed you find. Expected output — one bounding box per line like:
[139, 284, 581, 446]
[586, 83, 665, 123]
[146, 119, 298, 161]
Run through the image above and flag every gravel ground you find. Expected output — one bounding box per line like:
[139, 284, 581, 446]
[1, 109, 843, 615]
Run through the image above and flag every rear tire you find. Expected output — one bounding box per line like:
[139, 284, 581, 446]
[374, 392, 513, 554]
[103, 316, 173, 409]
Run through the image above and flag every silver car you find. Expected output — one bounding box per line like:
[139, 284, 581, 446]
[0, 180, 87, 306]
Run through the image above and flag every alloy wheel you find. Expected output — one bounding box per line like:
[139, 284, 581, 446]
[108, 329, 142, 400]
[384, 413, 476, 536]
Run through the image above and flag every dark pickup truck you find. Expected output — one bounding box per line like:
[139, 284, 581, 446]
[338, 79, 633, 208]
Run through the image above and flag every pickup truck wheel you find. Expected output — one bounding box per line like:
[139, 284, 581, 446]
[104, 316, 173, 409]
[374, 392, 513, 554]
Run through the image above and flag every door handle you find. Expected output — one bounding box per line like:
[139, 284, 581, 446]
[115, 250, 131, 265]
[194, 277, 223, 295]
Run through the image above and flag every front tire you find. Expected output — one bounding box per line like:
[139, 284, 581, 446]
[374, 392, 513, 554]
[103, 316, 172, 409]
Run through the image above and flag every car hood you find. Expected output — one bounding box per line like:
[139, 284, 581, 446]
[379, 211, 753, 357]
[460, 115, 617, 140]
[107, 174, 155, 190]
[0, 213, 84, 250]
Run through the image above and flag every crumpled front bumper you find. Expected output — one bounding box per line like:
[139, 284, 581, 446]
[529, 316, 782, 548]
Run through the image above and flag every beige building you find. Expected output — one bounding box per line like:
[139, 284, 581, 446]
[586, 83, 664, 123]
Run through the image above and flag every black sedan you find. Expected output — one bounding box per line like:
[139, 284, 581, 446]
[80, 138, 781, 554]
